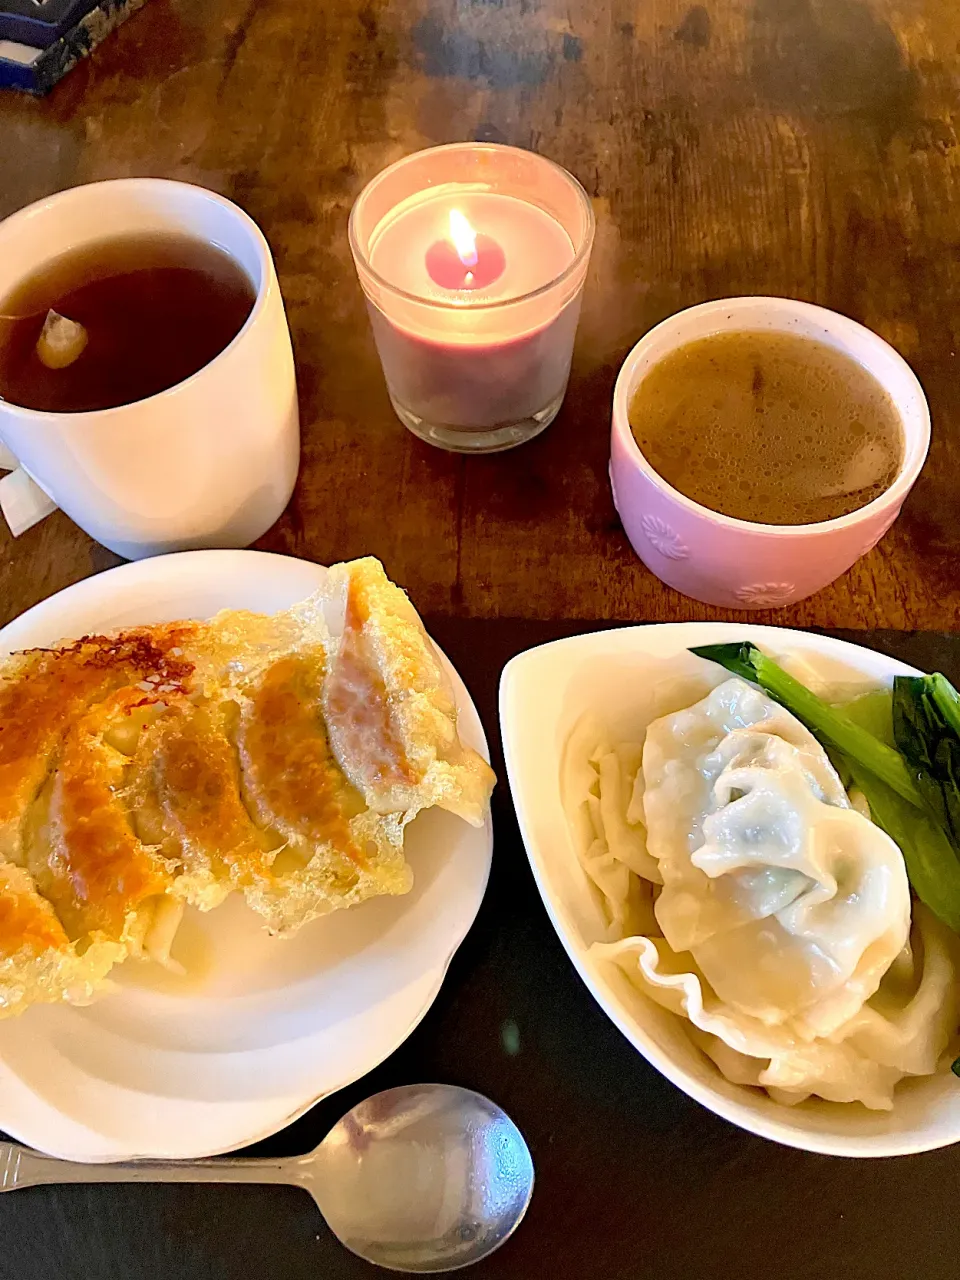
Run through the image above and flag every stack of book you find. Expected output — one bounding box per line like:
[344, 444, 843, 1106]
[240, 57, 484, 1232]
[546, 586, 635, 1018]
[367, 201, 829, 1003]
[0, 0, 146, 94]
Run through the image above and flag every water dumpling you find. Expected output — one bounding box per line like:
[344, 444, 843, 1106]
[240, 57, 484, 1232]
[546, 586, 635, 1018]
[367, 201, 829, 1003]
[641, 678, 911, 1040]
[602, 899, 958, 1110]
[320, 558, 495, 826]
[569, 677, 944, 1109]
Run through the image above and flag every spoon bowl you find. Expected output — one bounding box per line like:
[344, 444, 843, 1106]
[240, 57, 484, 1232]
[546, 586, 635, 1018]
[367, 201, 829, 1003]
[315, 1084, 534, 1272]
[0, 1083, 534, 1274]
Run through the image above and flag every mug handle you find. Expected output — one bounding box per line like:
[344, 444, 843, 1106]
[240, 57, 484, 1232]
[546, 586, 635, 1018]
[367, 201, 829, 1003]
[0, 444, 59, 536]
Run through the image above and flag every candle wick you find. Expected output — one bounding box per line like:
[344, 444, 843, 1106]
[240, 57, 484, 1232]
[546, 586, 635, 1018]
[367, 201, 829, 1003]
[464, 270, 475, 286]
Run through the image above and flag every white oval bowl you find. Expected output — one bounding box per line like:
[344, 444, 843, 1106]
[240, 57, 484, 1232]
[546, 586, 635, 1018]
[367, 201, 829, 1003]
[500, 621, 960, 1157]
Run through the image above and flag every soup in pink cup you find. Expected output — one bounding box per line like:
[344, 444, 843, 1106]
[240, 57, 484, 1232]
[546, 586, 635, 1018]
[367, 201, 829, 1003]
[609, 297, 930, 609]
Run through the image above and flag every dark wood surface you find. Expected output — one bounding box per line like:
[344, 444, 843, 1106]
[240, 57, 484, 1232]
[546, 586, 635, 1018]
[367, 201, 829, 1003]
[1, 0, 960, 631]
[3, 617, 960, 1280]
[3, 3, 960, 1276]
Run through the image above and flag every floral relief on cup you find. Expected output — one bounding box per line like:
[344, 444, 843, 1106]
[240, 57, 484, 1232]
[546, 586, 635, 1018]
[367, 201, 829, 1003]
[639, 515, 689, 560]
[734, 582, 797, 607]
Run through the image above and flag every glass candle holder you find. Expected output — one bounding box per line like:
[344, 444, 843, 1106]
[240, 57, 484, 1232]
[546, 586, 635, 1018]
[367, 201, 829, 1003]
[348, 143, 595, 453]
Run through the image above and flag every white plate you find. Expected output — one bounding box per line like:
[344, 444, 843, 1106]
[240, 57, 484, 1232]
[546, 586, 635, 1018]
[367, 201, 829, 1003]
[0, 551, 493, 1162]
[500, 621, 960, 1158]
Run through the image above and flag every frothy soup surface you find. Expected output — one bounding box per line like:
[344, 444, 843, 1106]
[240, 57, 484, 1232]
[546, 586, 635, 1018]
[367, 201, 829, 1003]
[628, 329, 904, 525]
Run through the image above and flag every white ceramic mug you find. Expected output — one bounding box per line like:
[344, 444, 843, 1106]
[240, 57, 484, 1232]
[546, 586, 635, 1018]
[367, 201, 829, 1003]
[610, 297, 931, 609]
[0, 179, 300, 559]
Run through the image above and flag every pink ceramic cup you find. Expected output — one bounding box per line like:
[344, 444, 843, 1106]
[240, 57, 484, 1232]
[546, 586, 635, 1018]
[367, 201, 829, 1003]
[610, 297, 931, 609]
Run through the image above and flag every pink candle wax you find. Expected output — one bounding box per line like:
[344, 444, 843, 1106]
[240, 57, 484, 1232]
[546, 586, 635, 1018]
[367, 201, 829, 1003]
[425, 230, 506, 292]
[365, 192, 579, 432]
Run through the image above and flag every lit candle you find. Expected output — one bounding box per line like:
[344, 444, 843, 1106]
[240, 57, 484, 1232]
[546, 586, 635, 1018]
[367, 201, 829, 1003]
[349, 144, 595, 453]
[424, 211, 506, 291]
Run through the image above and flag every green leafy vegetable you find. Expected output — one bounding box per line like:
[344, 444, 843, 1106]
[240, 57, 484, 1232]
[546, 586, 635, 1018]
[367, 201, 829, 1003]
[842, 689, 895, 747]
[690, 642, 960, 935]
[823, 691, 894, 787]
[842, 757, 960, 934]
[690, 643, 922, 806]
[893, 675, 960, 845]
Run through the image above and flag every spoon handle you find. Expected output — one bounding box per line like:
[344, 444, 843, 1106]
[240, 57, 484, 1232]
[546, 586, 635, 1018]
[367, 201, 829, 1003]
[0, 1141, 305, 1192]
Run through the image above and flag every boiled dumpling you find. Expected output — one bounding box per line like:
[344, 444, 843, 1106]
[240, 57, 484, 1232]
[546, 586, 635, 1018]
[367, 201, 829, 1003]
[561, 714, 659, 939]
[837, 902, 959, 1078]
[594, 900, 959, 1111]
[642, 679, 911, 1040]
[594, 930, 912, 1109]
[565, 677, 955, 1110]
[669, 901, 959, 1109]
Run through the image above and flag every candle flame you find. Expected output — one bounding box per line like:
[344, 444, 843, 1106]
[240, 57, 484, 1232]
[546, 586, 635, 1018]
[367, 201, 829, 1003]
[449, 209, 479, 269]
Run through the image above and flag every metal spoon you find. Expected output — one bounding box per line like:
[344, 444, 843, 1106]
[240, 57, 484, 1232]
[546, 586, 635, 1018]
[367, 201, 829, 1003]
[0, 1083, 534, 1274]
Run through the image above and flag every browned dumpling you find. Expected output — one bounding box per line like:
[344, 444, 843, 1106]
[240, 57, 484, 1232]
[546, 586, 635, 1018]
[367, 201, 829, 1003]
[127, 642, 414, 934]
[320, 558, 495, 825]
[24, 688, 179, 958]
[0, 628, 197, 864]
[131, 699, 277, 911]
[234, 646, 411, 933]
[0, 862, 122, 1018]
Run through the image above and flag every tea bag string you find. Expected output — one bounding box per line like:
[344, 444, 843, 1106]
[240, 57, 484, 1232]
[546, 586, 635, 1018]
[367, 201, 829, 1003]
[0, 309, 48, 322]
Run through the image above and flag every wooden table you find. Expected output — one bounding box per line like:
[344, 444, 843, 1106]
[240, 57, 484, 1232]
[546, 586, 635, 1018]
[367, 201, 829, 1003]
[1, 0, 959, 631]
[3, 6, 960, 1279]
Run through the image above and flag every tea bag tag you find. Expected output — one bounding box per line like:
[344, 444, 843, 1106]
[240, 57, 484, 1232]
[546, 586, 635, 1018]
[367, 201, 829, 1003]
[0, 467, 58, 537]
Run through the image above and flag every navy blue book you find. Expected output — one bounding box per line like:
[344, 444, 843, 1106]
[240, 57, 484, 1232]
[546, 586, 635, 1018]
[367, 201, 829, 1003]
[0, 0, 147, 93]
